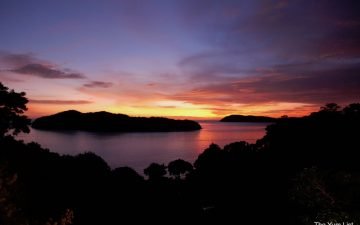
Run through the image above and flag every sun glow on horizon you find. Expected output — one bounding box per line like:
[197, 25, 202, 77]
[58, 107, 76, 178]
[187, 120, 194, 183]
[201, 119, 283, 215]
[26, 99, 318, 120]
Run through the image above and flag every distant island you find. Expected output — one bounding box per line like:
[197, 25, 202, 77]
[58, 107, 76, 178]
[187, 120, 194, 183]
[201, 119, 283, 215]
[32, 110, 202, 132]
[220, 115, 278, 122]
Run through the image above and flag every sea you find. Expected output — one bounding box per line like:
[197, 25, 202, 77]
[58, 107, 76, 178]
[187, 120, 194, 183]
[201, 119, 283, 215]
[17, 121, 270, 173]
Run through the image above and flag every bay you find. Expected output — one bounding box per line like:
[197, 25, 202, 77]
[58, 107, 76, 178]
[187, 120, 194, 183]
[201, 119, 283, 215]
[17, 121, 270, 173]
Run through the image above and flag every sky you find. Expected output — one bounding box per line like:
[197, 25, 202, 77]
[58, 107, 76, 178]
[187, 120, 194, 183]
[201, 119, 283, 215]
[0, 0, 359, 119]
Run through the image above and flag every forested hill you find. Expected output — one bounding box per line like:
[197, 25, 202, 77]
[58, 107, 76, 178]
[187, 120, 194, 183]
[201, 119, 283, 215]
[32, 110, 201, 132]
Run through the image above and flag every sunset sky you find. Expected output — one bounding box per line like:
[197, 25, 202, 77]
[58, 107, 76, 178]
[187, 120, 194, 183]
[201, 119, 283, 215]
[0, 0, 359, 119]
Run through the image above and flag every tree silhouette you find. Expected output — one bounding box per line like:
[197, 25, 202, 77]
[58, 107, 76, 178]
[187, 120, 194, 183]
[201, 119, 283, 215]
[112, 166, 144, 183]
[168, 159, 193, 179]
[0, 82, 31, 137]
[194, 143, 222, 171]
[320, 103, 341, 112]
[0, 164, 23, 225]
[343, 103, 360, 117]
[144, 163, 167, 180]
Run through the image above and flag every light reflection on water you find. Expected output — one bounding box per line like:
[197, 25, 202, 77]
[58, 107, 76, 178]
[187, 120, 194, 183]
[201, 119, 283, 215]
[17, 121, 270, 173]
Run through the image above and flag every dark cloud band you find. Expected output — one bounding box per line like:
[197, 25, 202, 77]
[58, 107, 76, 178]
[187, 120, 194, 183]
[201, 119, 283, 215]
[30, 99, 92, 105]
[83, 81, 113, 88]
[11, 64, 85, 79]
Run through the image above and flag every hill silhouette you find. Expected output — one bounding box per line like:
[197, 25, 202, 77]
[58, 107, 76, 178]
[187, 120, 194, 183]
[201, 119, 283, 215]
[220, 114, 277, 122]
[31, 110, 202, 132]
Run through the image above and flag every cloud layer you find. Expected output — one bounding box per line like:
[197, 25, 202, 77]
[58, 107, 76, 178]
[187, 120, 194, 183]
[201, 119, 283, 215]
[30, 99, 92, 105]
[171, 64, 360, 105]
[171, 0, 360, 115]
[0, 52, 85, 79]
[83, 81, 113, 88]
[1, 1, 360, 117]
[12, 64, 85, 79]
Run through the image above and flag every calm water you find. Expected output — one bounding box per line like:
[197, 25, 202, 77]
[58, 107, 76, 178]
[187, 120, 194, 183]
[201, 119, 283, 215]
[17, 121, 270, 173]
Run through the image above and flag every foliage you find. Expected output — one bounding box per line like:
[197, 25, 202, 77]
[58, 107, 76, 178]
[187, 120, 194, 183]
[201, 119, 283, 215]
[320, 103, 341, 112]
[168, 159, 193, 179]
[0, 82, 31, 137]
[0, 164, 23, 225]
[144, 163, 167, 180]
[31, 110, 201, 132]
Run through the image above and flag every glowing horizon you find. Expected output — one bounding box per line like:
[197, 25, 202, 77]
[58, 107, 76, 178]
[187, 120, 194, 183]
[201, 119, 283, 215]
[25, 99, 317, 120]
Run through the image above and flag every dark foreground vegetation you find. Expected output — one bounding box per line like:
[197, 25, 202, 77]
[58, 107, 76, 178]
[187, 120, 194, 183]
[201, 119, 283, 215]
[1, 82, 360, 225]
[220, 114, 277, 122]
[32, 110, 201, 132]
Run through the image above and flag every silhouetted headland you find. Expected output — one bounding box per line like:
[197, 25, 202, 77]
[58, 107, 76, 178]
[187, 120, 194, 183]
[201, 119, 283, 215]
[31, 110, 202, 132]
[220, 114, 277, 122]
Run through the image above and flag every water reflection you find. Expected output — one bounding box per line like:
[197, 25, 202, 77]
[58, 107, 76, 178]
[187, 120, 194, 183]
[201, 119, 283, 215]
[17, 121, 270, 172]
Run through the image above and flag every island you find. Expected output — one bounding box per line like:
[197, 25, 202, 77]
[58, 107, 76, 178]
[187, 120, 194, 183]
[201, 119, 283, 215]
[220, 115, 278, 122]
[32, 110, 202, 132]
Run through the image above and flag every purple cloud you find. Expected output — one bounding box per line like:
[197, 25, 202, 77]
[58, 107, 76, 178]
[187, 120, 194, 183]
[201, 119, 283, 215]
[30, 99, 92, 104]
[170, 63, 360, 105]
[11, 64, 85, 79]
[1, 52, 85, 79]
[0, 51, 37, 68]
[174, 0, 360, 108]
[83, 81, 113, 88]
